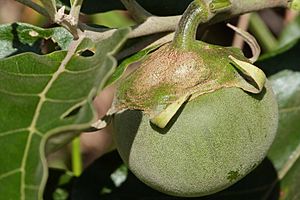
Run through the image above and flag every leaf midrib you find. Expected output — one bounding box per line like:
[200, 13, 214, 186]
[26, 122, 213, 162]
[19, 35, 84, 200]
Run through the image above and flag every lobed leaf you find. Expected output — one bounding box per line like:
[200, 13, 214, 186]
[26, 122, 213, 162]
[0, 28, 129, 200]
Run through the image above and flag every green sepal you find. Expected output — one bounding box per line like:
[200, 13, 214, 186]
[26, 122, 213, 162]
[229, 55, 266, 93]
[150, 94, 190, 128]
[150, 55, 267, 128]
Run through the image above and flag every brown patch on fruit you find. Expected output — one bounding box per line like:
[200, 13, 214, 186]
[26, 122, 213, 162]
[134, 44, 209, 91]
[115, 43, 211, 113]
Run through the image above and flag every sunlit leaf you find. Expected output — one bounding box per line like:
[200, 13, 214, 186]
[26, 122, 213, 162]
[0, 28, 129, 200]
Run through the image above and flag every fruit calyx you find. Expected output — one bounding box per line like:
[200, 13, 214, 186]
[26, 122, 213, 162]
[110, 0, 266, 128]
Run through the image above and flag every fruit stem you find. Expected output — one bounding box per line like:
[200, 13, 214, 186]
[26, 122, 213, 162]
[172, 0, 209, 50]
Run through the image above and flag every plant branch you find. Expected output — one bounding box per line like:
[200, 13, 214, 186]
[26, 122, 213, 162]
[232, 13, 251, 49]
[15, 0, 50, 19]
[55, 0, 84, 39]
[55, 6, 80, 39]
[224, 0, 291, 17]
[121, 0, 152, 23]
[84, 0, 291, 43]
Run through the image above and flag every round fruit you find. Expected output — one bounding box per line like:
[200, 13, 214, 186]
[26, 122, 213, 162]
[110, 0, 278, 197]
[113, 82, 278, 197]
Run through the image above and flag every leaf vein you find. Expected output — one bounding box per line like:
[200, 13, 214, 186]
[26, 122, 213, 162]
[0, 128, 28, 137]
[64, 65, 98, 74]
[0, 88, 38, 97]
[0, 69, 53, 77]
[45, 97, 85, 103]
[0, 168, 21, 180]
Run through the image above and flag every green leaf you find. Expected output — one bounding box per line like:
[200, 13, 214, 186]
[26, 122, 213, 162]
[91, 11, 135, 28]
[0, 23, 73, 59]
[268, 70, 300, 171]
[267, 70, 300, 199]
[279, 155, 300, 200]
[0, 28, 129, 200]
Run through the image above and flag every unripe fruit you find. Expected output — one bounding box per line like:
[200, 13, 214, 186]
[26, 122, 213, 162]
[113, 82, 278, 197]
[111, 36, 278, 197]
[110, 0, 278, 197]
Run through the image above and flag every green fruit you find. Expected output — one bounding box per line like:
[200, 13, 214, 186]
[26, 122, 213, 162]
[113, 82, 278, 197]
[110, 0, 278, 197]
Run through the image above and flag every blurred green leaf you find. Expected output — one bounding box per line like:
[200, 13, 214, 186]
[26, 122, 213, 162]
[267, 70, 300, 200]
[0, 23, 73, 58]
[268, 71, 300, 171]
[0, 28, 129, 200]
[278, 15, 300, 47]
[91, 11, 135, 28]
[279, 155, 300, 200]
[291, 0, 300, 11]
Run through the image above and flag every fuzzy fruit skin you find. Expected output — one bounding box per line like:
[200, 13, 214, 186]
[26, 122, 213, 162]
[113, 81, 278, 197]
